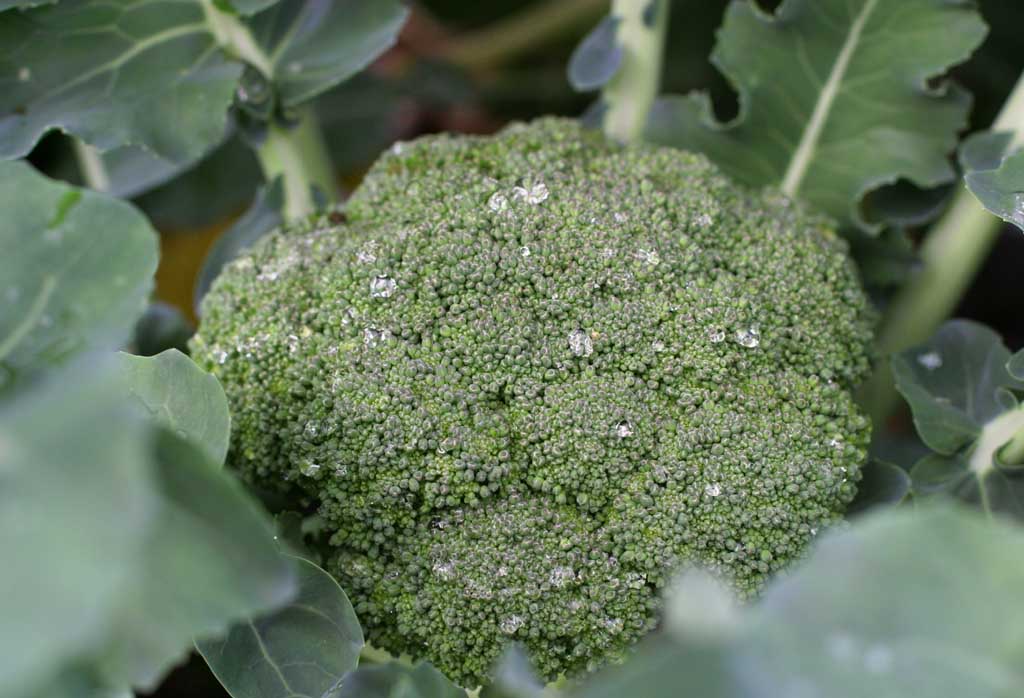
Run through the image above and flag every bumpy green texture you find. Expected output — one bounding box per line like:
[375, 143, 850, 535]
[192, 119, 873, 685]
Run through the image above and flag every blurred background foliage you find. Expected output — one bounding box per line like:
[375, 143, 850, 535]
[20, 2, 1023, 692]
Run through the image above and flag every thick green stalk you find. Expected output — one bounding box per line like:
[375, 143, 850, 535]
[72, 139, 111, 192]
[255, 107, 337, 221]
[861, 72, 1024, 424]
[200, 0, 336, 220]
[602, 0, 669, 145]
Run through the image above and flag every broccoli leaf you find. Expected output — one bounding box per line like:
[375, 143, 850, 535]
[647, 0, 986, 232]
[332, 661, 464, 698]
[197, 557, 362, 698]
[892, 320, 1024, 518]
[579, 505, 1024, 698]
[960, 131, 1024, 233]
[0, 161, 157, 394]
[246, 0, 409, 108]
[567, 15, 623, 92]
[0, 1, 55, 9]
[0, 1, 240, 163]
[116, 349, 231, 466]
[482, 646, 546, 698]
[0, 358, 296, 698]
[222, 0, 280, 14]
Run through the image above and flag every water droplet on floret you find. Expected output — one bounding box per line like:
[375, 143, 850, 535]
[212, 348, 228, 365]
[568, 328, 593, 357]
[705, 482, 722, 497]
[500, 615, 525, 634]
[512, 180, 549, 204]
[549, 566, 575, 587]
[735, 326, 760, 348]
[370, 274, 397, 298]
[487, 191, 509, 213]
[363, 327, 391, 347]
[635, 248, 660, 266]
[708, 328, 726, 344]
[300, 460, 321, 477]
[432, 560, 456, 580]
[519, 245, 531, 257]
[615, 420, 634, 438]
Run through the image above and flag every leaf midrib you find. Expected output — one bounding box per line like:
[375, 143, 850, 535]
[781, 0, 879, 198]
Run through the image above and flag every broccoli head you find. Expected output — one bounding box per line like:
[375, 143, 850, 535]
[192, 118, 873, 685]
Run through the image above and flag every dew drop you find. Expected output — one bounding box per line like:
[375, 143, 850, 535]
[304, 422, 320, 439]
[356, 249, 377, 264]
[500, 615, 525, 635]
[549, 566, 576, 587]
[363, 327, 391, 347]
[487, 191, 509, 213]
[735, 326, 760, 348]
[708, 328, 726, 344]
[17, 66, 30, 82]
[432, 560, 455, 580]
[635, 248, 660, 266]
[370, 274, 397, 298]
[916, 351, 942, 370]
[602, 618, 624, 634]
[519, 245, 531, 257]
[512, 181, 549, 204]
[828, 437, 843, 450]
[705, 482, 722, 498]
[299, 460, 321, 477]
[1011, 192, 1024, 229]
[568, 328, 593, 357]
[212, 348, 228, 365]
[651, 339, 666, 353]
[615, 420, 634, 439]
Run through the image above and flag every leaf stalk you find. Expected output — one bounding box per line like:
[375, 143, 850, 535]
[602, 0, 669, 145]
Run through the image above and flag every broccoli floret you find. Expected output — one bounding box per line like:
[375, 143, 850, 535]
[191, 118, 873, 685]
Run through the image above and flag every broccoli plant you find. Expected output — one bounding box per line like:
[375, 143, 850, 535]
[2, 1, 1024, 698]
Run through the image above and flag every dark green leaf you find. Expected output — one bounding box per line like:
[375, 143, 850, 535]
[847, 226, 918, 289]
[248, 0, 410, 108]
[194, 178, 284, 314]
[99, 143, 213, 199]
[0, 360, 156, 698]
[646, 0, 986, 232]
[576, 640, 735, 698]
[567, 16, 623, 92]
[891, 320, 1022, 454]
[132, 301, 194, 357]
[99, 429, 297, 691]
[0, 1, 241, 163]
[1, 356, 295, 697]
[962, 132, 1024, 233]
[0, 161, 157, 393]
[224, 0, 280, 14]
[846, 459, 911, 515]
[197, 557, 363, 698]
[741, 506, 1024, 698]
[116, 349, 231, 465]
[959, 131, 1014, 173]
[334, 661, 464, 698]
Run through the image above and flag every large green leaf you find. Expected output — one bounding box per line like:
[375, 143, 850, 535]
[0, 362, 155, 698]
[892, 320, 1024, 518]
[742, 507, 1024, 697]
[334, 661, 465, 698]
[577, 505, 1024, 698]
[247, 0, 409, 107]
[0, 161, 157, 392]
[97, 429, 296, 691]
[197, 557, 363, 698]
[567, 15, 622, 92]
[647, 0, 986, 231]
[961, 131, 1024, 233]
[116, 349, 231, 465]
[0, 358, 296, 697]
[0, 1, 240, 163]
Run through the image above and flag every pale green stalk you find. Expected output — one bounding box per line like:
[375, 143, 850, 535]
[199, 0, 337, 220]
[72, 139, 111, 192]
[602, 0, 669, 144]
[861, 71, 1024, 425]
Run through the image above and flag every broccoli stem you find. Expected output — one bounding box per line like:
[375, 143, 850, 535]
[255, 108, 337, 221]
[200, 0, 337, 220]
[861, 71, 1024, 426]
[602, 0, 669, 145]
[72, 139, 111, 192]
[1001, 423, 1024, 466]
